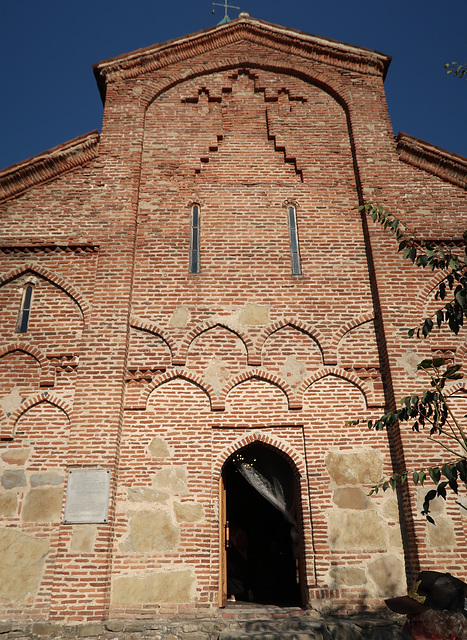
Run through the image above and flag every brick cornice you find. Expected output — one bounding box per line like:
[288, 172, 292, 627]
[0, 131, 100, 202]
[397, 132, 467, 189]
[93, 17, 390, 95]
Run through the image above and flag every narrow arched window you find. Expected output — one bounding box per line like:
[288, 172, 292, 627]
[287, 205, 301, 275]
[16, 284, 34, 333]
[190, 204, 200, 274]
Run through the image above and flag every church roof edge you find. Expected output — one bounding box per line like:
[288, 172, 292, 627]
[92, 15, 392, 102]
[396, 132, 467, 189]
[0, 131, 100, 202]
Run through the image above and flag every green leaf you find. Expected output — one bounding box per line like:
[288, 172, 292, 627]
[422, 318, 434, 338]
[428, 467, 441, 484]
[442, 464, 455, 481]
[418, 359, 435, 369]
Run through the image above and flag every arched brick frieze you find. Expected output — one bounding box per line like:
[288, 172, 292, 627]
[220, 368, 301, 411]
[134, 368, 216, 411]
[176, 321, 255, 367]
[6, 391, 72, 438]
[301, 366, 378, 409]
[0, 407, 11, 439]
[332, 310, 375, 351]
[129, 315, 175, 360]
[0, 263, 90, 327]
[260, 319, 327, 365]
[0, 342, 55, 387]
[455, 343, 467, 363]
[412, 269, 456, 321]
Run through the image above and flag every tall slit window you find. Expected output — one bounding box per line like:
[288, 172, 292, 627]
[16, 284, 34, 333]
[190, 204, 200, 274]
[287, 205, 301, 275]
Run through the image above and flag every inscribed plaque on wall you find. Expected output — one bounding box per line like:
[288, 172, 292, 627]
[64, 469, 111, 524]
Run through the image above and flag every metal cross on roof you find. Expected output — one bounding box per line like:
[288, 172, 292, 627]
[212, 0, 240, 24]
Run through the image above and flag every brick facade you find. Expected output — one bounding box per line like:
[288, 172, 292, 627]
[0, 14, 466, 624]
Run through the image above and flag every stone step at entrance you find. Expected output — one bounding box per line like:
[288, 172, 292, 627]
[218, 612, 406, 640]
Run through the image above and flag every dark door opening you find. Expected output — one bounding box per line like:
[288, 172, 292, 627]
[223, 442, 302, 607]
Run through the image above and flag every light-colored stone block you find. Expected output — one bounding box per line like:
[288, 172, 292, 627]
[325, 450, 382, 486]
[239, 303, 269, 325]
[22, 486, 63, 522]
[427, 516, 456, 548]
[396, 351, 422, 379]
[0, 387, 21, 415]
[381, 495, 400, 521]
[30, 471, 64, 487]
[279, 355, 307, 386]
[368, 555, 404, 597]
[0, 492, 17, 516]
[330, 566, 366, 587]
[128, 487, 169, 503]
[70, 525, 97, 553]
[148, 437, 171, 458]
[205, 359, 232, 393]
[1, 448, 30, 466]
[333, 487, 369, 510]
[174, 502, 204, 522]
[1, 470, 26, 489]
[112, 569, 193, 604]
[168, 305, 190, 328]
[122, 510, 180, 552]
[0, 528, 49, 603]
[153, 468, 187, 494]
[387, 525, 403, 548]
[417, 489, 445, 516]
[328, 511, 387, 549]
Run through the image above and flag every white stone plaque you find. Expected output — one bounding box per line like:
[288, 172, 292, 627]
[64, 469, 111, 524]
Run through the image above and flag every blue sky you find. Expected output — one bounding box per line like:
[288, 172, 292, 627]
[1, 0, 466, 171]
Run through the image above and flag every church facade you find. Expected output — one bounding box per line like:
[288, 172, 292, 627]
[0, 14, 466, 623]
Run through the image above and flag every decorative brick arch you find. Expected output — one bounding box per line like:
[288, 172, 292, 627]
[332, 309, 375, 351]
[220, 368, 301, 411]
[455, 344, 467, 363]
[137, 368, 216, 411]
[5, 391, 72, 439]
[0, 342, 55, 387]
[213, 432, 306, 481]
[415, 270, 451, 320]
[129, 315, 176, 360]
[0, 408, 11, 440]
[176, 321, 255, 367]
[446, 383, 467, 396]
[301, 366, 377, 408]
[259, 318, 327, 365]
[0, 263, 90, 326]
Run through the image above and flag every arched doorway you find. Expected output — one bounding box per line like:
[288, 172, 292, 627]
[219, 442, 305, 607]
